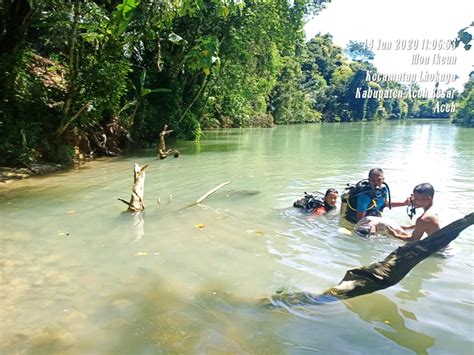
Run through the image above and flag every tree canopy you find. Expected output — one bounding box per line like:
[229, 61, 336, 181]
[0, 0, 470, 166]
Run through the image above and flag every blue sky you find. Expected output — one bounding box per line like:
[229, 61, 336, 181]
[305, 0, 473, 91]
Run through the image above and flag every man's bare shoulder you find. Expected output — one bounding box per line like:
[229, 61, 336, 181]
[417, 209, 440, 236]
[420, 209, 440, 223]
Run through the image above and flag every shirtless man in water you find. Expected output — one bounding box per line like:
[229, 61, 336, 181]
[387, 183, 440, 242]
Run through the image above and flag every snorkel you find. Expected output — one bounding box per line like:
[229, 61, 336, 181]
[371, 182, 392, 210]
[368, 168, 391, 210]
[407, 195, 416, 219]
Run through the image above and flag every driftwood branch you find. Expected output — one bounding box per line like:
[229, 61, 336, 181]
[196, 181, 231, 204]
[182, 181, 231, 209]
[267, 212, 474, 306]
[119, 163, 148, 212]
[118, 198, 131, 207]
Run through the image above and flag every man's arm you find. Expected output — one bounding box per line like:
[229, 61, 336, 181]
[390, 199, 410, 208]
[387, 195, 411, 208]
[386, 225, 411, 239]
[388, 218, 431, 242]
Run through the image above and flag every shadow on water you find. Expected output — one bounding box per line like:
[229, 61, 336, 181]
[0, 278, 437, 355]
[343, 293, 435, 355]
[3, 267, 356, 354]
[90, 278, 292, 354]
[2, 277, 286, 354]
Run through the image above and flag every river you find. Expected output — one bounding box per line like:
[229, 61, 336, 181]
[1, 120, 473, 354]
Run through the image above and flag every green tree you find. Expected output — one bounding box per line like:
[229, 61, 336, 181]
[452, 74, 473, 125]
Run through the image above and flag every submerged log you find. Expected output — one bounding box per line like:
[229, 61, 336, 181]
[268, 212, 474, 306]
[118, 163, 148, 212]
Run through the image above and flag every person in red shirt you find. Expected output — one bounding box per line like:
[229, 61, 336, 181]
[313, 188, 339, 215]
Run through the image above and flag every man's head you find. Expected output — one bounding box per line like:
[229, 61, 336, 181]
[368, 168, 385, 189]
[412, 183, 434, 208]
[324, 188, 339, 207]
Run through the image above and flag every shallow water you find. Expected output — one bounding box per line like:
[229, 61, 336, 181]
[1, 121, 473, 354]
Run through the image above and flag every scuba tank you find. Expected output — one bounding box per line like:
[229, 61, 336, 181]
[340, 189, 350, 217]
[342, 179, 392, 223]
[293, 192, 325, 212]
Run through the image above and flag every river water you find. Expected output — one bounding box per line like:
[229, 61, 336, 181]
[1, 121, 473, 354]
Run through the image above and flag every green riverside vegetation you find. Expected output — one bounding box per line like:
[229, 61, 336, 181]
[1, 0, 472, 166]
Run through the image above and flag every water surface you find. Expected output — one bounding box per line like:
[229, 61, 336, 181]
[1, 121, 473, 354]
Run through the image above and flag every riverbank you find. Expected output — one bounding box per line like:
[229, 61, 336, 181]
[0, 163, 68, 183]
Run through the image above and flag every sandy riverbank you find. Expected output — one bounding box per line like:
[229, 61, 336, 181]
[0, 163, 69, 183]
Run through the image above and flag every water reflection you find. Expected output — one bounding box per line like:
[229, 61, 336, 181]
[132, 212, 145, 241]
[396, 253, 445, 301]
[344, 293, 435, 354]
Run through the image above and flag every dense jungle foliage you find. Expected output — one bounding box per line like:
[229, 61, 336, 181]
[0, 0, 472, 166]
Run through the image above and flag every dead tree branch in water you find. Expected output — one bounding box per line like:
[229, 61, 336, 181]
[182, 181, 231, 209]
[118, 163, 148, 212]
[159, 124, 179, 159]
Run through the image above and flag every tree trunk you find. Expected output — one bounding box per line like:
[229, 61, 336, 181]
[0, 0, 35, 55]
[118, 163, 148, 212]
[58, 0, 81, 135]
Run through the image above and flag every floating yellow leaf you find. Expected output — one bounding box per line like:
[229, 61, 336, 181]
[195, 224, 206, 229]
[134, 252, 148, 256]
